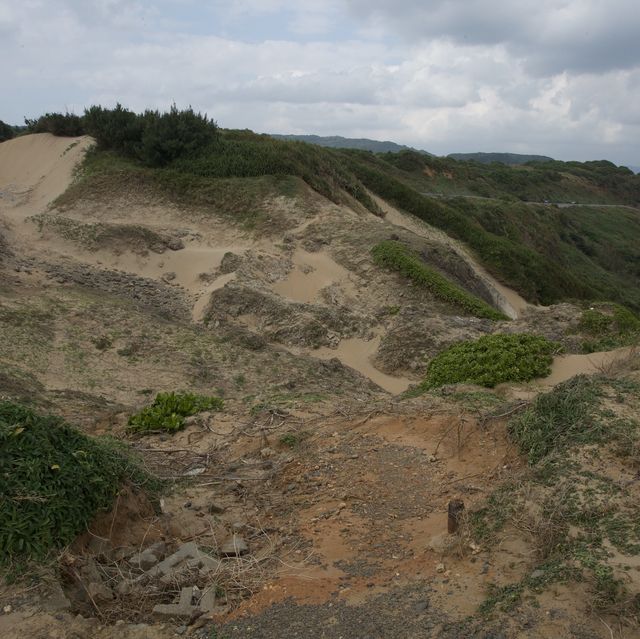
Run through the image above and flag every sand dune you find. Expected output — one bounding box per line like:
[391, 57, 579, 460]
[0, 133, 93, 221]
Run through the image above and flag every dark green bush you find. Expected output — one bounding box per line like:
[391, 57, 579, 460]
[24, 112, 85, 137]
[137, 105, 217, 167]
[0, 401, 157, 563]
[0, 120, 14, 142]
[420, 333, 557, 390]
[83, 103, 144, 156]
[372, 240, 506, 320]
[83, 104, 217, 167]
[127, 391, 224, 433]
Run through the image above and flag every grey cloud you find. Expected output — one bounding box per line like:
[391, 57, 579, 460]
[347, 0, 640, 75]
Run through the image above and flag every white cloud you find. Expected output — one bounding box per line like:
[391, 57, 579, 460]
[1, 0, 639, 164]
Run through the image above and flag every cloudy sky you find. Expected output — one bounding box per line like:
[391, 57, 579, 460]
[2, 0, 639, 165]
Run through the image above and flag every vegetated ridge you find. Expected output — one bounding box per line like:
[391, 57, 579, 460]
[448, 152, 554, 165]
[269, 133, 432, 155]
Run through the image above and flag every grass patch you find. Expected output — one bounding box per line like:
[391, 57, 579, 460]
[508, 375, 604, 464]
[372, 240, 506, 320]
[419, 333, 557, 390]
[0, 401, 159, 565]
[469, 375, 640, 619]
[279, 431, 310, 448]
[577, 303, 640, 352]
[128, 391, 223, 434]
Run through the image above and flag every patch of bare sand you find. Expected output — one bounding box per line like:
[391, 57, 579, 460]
[290, 333, 412, 395]
[0, 133, 93, 224]
[373, 193, 530, 319]
[272, 248, 357, 303]
[539, 346, 636, 387]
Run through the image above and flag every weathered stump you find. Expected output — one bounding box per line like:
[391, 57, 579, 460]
[447, 499, 465, 534]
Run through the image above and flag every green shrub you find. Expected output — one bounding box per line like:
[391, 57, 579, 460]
[420, 333, 557, 390]
[279, 431, 310, 448]
[138, 105, 217, 167]
[83, 104, 217, 167]
[372, 240, 506, 320]
[24, 112, 85, 137]
[83, 103, 144, 156]
[0, 120, 14, 143]
[578, 303, 640, 352]
[0, 401, 157, 563]
[508, 376, 605, 464]
[127, 391, 224, 433]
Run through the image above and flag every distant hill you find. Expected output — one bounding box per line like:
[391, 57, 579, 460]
[269, 134, 432, 155]
[448, 152, 554, 165]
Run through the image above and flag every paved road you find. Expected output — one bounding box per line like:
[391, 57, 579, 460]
[420, 191, 639, 210]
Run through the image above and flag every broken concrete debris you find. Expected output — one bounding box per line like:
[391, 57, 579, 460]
[143, 541, 221, 585]
[152, 585, 219, 620]
[219, 534, 249, 557]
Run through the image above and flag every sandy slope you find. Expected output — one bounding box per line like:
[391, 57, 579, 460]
[0, 133, 93, 222]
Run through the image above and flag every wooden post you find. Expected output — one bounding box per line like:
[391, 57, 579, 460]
[448, 499, 465, 534]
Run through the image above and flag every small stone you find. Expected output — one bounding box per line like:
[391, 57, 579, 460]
[413, 600, 429, 613]
[148, 541, 167, 559]
[199, 587, 217, 612]
[260, 447, 275, 458]
[87, 582, 114, 602]
[3, 605, 12, 614]
[44, 581, 71, 612]
[436, 563, 446, 573]
[428, 454, 437, 462]
[139, 552, 159, 571]
[175, 626, 188, 635]
[208, 502, 225, 514]
[530, 569, 545, 580]
[219, 534, 249, 557]
[167, 238, 184, 251]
